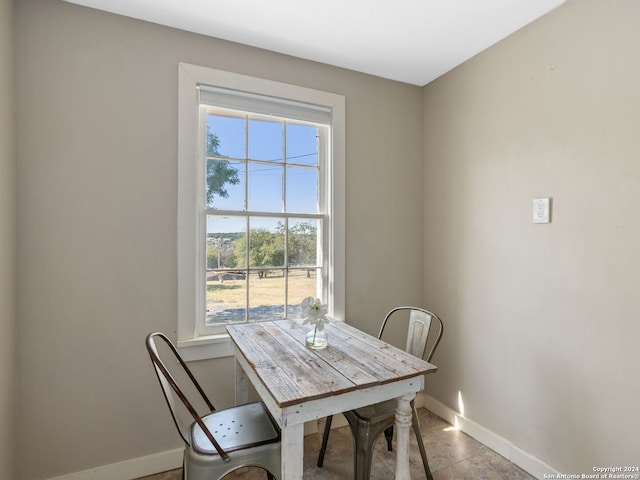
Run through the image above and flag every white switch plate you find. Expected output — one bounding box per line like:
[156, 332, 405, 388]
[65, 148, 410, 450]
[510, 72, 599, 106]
[533, 198, 551, 223]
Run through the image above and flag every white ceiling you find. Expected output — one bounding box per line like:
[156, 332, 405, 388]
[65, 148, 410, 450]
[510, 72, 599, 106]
[64, 0, 565, 86]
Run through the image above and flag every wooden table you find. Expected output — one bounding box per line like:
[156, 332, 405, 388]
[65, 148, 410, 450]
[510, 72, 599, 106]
[227, 319, 437, 479]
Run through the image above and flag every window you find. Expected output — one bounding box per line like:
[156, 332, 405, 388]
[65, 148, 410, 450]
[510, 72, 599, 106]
[178, 64, 345, 360]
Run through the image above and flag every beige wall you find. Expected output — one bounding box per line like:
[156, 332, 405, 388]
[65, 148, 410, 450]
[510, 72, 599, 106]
[14, 0, 423, 478]
[0, 0, 17, 478]
[423, 0, 640, 473]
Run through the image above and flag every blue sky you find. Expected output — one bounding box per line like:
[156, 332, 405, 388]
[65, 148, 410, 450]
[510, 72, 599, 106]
[207, 114, 319, 234]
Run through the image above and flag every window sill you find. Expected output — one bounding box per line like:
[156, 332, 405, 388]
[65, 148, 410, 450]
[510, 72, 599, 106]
[177, 334, 233, 361]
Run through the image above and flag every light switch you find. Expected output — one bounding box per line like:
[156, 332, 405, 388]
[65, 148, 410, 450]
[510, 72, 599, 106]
[533, 198, 551, 224]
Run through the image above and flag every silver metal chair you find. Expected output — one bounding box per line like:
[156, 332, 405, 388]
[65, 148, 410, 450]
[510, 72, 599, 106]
[145, 332, 281, 480]
[317, 307, 443, 480]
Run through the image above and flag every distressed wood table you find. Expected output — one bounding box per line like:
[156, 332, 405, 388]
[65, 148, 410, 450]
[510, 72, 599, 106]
[227, 319, 437, 479]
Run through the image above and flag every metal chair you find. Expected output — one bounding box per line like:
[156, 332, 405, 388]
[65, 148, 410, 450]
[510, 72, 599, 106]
[145, 332, 281, 480]
[317, 307, 443, 480]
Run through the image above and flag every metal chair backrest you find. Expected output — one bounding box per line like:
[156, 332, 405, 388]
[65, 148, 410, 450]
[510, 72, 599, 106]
[145, 332, 230, 461]
[378, 306, 444, 362]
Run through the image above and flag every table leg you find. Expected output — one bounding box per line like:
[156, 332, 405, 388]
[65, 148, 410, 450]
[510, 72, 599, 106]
[281, 422, 304, 479]
[235, 360, 248, 405]
[394, 393, 415, 480]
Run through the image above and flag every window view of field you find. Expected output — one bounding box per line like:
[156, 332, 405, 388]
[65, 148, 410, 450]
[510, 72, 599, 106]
[207, 269, 317, 325]
[206, 267, 318, 324]
[205, 224, 320, 325]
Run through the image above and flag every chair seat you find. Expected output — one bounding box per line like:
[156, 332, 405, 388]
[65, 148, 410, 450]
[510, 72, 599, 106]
[190, 402, 280, 455]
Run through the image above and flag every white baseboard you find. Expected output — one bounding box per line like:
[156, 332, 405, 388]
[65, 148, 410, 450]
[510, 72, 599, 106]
[47, 448, 183, 480]
[420, 393, 561, 479]
[49, 397, 558, 480]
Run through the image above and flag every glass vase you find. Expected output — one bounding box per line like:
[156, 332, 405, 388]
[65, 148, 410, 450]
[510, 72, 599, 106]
[305, 325, 328, 349]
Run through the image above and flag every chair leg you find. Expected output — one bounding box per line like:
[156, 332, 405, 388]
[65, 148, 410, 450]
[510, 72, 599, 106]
[412, 410, 433, 480]
[317, 414, 333, 467]
[384, 425, 393, 451]
[353, 421, 378, 480]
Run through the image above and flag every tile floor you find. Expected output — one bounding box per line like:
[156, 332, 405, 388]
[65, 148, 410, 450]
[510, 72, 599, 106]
[137, 408, 535, 480]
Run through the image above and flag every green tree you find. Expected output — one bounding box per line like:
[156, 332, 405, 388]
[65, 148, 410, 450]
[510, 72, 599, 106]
[206, 127, 240, 207]
[206, 238, 237, 269]
[286, 222, 317, 266]
[234, 229, 284, 278]
[206, 245, 219, 269]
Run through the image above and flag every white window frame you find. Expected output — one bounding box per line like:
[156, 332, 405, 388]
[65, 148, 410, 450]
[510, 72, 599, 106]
[177, 63, 345, 360]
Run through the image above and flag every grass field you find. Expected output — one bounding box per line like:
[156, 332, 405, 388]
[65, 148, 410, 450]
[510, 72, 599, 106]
[206, 269, 318, 323]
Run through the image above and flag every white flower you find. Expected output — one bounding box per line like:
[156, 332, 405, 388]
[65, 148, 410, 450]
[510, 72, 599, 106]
[301, 296, 329, 330]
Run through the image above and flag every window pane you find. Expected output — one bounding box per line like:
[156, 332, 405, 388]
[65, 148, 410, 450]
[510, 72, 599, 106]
[286, 166, 317, 213]
[206, 216, 245, 268]
[206, 272, 247, 325]
[207, 114, 245, 159]
[286, 123, 317, 166]
[248, 119, 283, 162]
[287, 268, 320, 318]
[205, 271, 247, 326]
[249, 271, 285, 321]
[206, 159, 245, 210]
[248, 163, 283, 212]
[288, 219, 319, 267]
[248, 217, 285, 268]
[206, 216, 247, 326]
[206, 274, 246, 326]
